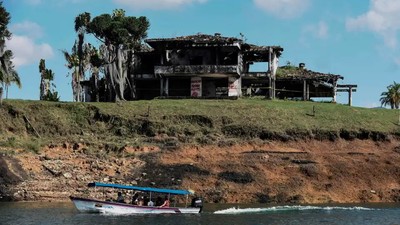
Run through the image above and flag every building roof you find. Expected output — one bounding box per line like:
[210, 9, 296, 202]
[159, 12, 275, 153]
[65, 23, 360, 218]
[146, 33, 242, 47]
[145, 33, 283, 62]
[276, 65, 343, 82]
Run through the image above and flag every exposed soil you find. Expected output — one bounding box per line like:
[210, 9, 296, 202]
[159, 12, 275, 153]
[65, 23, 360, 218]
[2, 139, 400, 204]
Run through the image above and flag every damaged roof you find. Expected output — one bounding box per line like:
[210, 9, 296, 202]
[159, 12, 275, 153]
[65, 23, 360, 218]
[277, 65, 343, 82]
[146, 33, 242, 46]
[145, 33, 283, 53]
[245, 44, 283, 53]
[145, 33, 284, 62]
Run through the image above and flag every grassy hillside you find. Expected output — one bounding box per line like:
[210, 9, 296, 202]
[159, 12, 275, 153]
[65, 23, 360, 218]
[0, 99, 399, 153]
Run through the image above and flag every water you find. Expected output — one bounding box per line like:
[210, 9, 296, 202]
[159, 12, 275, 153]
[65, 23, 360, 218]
[1, 202, 400, 225]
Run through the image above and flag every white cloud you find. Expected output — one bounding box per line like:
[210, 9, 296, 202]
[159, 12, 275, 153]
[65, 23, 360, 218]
[346, 0, 400, 48]
[6, 35, 53, 68]
[253, 0, 311, 19]
[303, 21, 329, 39]
[5, 21, 53, 68]
[10, 21, 44, 39]
[113, 0, 207, 10]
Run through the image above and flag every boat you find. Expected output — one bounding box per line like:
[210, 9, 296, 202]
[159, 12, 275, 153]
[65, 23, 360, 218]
[70, 182, 203, 214]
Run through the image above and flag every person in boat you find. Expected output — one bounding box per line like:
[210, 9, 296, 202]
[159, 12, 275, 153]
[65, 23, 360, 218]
[116, 192, 125, 203]
[137, 196, 145, 206]
[131, 192, 139, 205]
[155, 196, 163, 206]
[143, 196, 149, 206]
[159, 196, 170, 208]
[147, 198, 154, 207]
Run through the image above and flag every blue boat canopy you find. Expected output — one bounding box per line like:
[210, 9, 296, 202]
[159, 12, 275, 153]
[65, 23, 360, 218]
[88, 182, 193, 195]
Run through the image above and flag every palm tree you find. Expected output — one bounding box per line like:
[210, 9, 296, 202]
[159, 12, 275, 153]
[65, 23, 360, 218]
[0, 1, 16, 105]
[74, 12, 90, 102]
[62, 47, 80, 102]
[0, 49, 20, 101]
[380, 81, 400, 109]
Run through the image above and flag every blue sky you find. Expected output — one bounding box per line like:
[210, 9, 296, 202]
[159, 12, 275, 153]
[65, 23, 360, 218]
[3, 0, 400, 107]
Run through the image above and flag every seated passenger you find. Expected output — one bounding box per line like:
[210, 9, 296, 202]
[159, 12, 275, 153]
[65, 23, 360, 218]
[155, 196, 163, 206]
[159, 196, 170, 208]
[147, 200, 154, 207]
[137, 196, 144, 206]
[116, 192, 124, 203]
[131, 193, 139, 205]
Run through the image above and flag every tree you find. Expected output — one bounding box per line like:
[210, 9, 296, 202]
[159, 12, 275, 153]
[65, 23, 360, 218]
[63, 41, 97, 102]
[62, 44, 81, 102]
[0, 49, 20, 99]
[0, 1, 20, 105]
[73, 12, 91, 102]
[39, 59, 59, 101]
[76, 9, 150, 102]
[380, 81, 400, 109]
[87, 45, 103, 102]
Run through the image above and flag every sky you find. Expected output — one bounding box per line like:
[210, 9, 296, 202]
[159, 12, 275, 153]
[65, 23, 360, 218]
[3, 0, 400, 107]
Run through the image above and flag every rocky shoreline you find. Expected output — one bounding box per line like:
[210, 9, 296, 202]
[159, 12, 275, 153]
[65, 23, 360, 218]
[2, 138, 400, 204]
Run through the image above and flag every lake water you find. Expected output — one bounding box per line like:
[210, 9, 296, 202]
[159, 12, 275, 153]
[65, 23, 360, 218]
[1, 202, 400, 225]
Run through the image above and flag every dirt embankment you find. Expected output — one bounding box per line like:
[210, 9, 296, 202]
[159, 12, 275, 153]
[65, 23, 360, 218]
[2, 139, 400, 204]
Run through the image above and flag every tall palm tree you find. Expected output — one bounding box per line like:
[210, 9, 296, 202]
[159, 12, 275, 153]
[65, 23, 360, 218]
[380, 81, 400, 109]
[62, 46, 80, 102]
[0, 1, 15, 105]
[0, 49, 20, 100]
[74, 12, 91, 102]
[63, 40, 95, 102]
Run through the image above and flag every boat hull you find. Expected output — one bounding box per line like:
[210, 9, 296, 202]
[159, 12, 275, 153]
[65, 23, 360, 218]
[70, 197, 201, 214]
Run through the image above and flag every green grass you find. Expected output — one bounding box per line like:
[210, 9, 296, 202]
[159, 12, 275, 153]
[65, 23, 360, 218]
[0, 99, 399, 150]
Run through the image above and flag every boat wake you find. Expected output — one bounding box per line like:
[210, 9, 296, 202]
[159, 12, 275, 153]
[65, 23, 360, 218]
[213, 205, 375, 214]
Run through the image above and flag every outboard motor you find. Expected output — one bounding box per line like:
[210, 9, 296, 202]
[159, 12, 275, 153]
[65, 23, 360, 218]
[191, 197, 203, 213]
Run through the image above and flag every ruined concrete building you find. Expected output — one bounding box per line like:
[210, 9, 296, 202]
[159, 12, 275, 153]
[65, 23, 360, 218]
[134, 33, 283, 99]
[84, 33, 355, 103]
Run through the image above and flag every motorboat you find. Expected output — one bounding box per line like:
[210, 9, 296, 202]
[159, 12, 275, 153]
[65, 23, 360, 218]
[70, 182, 203, 214]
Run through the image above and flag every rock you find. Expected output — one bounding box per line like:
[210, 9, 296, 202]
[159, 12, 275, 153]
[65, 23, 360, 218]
[62, 142, 69, 149]
[63, 173, 72, 178]
[42, 163, 62, 177]
[48, 144, 56, 149]
[103, 177, 110, 182]
[131, 180, 137, 185]
[73, 143, 80, 150]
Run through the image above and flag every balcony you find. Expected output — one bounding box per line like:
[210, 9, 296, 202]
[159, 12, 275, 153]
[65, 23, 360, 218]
[155, 65, 238, 75]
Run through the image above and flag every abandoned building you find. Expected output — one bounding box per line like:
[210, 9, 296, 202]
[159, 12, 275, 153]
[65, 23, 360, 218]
[133, 33, 283, 99]
[83, 33, 356, 104]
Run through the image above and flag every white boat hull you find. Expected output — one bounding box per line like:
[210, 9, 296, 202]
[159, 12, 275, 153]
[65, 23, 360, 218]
[70, 197, 201, 214]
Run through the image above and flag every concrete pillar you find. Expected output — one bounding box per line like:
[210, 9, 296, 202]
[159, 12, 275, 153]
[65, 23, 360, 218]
[333, 81, 337, 103]
[165, 78, 169, 96]
[348, 87, 353, 106]
[303, 80, 307, 101]
[160, 78, 164, 96]
[268, 47, 273, 99]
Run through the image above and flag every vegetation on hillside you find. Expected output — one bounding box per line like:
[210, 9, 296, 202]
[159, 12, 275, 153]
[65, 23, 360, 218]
[0, 99, 399, 155]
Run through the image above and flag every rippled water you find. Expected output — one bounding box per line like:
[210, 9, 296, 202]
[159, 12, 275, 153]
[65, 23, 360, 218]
[1, 202, 400, 225]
